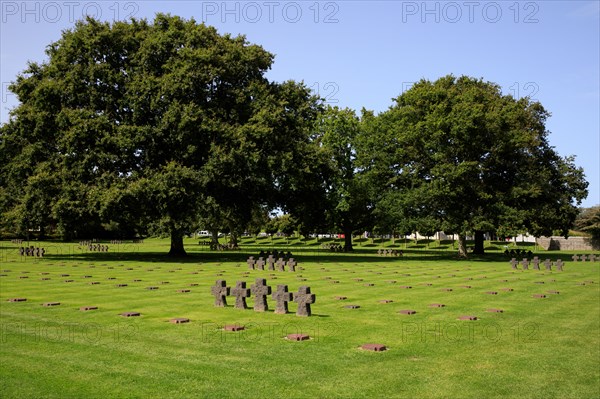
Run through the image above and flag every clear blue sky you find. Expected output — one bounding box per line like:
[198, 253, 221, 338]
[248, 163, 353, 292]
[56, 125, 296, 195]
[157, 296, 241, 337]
[1, 1, 598, 206]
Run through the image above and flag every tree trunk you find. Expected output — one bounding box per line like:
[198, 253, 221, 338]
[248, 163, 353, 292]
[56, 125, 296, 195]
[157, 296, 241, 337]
[168, 230, 187, 257]
[343, 227, 353, 252]
[473, 231, 485, 255]
[211, 230, 219, 248]
[457, 234, 468, 258]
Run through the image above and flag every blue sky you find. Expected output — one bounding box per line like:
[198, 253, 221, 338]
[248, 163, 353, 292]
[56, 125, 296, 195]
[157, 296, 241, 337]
[1, 1, 598, 206]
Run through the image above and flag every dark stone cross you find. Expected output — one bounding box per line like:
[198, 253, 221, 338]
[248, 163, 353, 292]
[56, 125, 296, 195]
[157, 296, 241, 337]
[211, 280, 230, 307]
[522, 259, 529, 270]
[544, 259, 552, 271]
[247, 256, 255, 270]
[255, 257, 265, 270]
[293, 286, 316, 317]
[287, 258, 297, 272]
[250, 278, 271, 312]
[510, 258, 518, 270]
[266, 255, 276, 271]
[231, 281, 251, 309]
[276, 258, 285, 272]
[272, 284, 293, 314]
[555, 259, 564, 271]
[533, 258, 540, 270]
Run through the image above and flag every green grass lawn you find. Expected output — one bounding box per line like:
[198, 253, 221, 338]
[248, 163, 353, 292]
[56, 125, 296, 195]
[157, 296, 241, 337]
[1, 238, 599, 398]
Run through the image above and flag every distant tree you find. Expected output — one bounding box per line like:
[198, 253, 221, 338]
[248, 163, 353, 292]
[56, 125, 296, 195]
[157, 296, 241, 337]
[361, 75, 588, 257]
[0, 15, 323, 255]
[574, 206, 600, 240]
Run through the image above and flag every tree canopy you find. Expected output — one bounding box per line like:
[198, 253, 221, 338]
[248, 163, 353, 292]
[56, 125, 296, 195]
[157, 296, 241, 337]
[0, 14, 323, 255]
[360, 75, 588, 257]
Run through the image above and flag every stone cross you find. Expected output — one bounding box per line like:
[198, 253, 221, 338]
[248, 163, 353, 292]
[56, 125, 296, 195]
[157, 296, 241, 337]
[211, 280, 230, 307]
[522, 259, 530, 270]
[276, 258, 285, 272]
[231, 281, 251, 309]
[255, 257, 265, 270]
[272, 285, 293, 314]
[533, 258, 540, 270]
[293, 286, 316, 317]
[544, 259, 552, 270]
[287, 258, 297, 272]
[247, 256, 255, 270]
[250, 278, 271, 312]
[266, 255, 276, 271]
[555, 259, 564, 271]
[510, 258, 518, 270]
[571, 254, 579, 262]
[589, 254, 596, 262]
[580, 255, 588, 262]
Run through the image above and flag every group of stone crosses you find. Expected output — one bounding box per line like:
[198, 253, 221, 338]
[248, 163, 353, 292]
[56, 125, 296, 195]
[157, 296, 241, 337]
[377, 249, 402, 257]
[211, 279, 316, 316]
[571, 254, 598, 262]
[510, 256, 564, 271]
[79, 241, 109, 252]
[19, 246, 45, 257]
[247, 251, 297, 272]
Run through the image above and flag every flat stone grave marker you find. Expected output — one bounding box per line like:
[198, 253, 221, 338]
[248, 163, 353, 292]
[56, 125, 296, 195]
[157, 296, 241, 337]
[345, 305, 360, 309]
[501, 288, 514, 292]
[146, 286, 159, 290]
[364, 283, 374, 286]
[429, 303, 445, 308]
[532, 294, 546, 298]
[441, 288, 453, 292]
[272, 285, 293, 314]
[461, 285, 472, 289]
[251, 278, 271, 312]
[458, 315, 477, 320]
[42, 302, 60, 307]
[398, 309, 416, 315]
[547, 290, 560, 294]
[90, 282, 100, 285]
[80, 306, 98, 311]
[293, 286, 315, 317]
[379, 300, 393, 304]
[177, 289, 191, 293]
[400, 286, 412, 289]
[486, 309, 504, 313]
[224, 325, 245, 331]
[485, 291, 498, 295]
[116, 284, 128, 287]
[287, 334, 310, 341]
[7, 298, 27, 302]
[361, 344, 387, 352]
[161, 281, 170, 284]
[334, 296, 348, 300]
[169, 318, 190, 324]
[386, 280, 397, 284]
[231, 281, 251, 309]
[120, 312, 140, 317]
[211, 280, 230, 307]
[189, 283, 199, 286]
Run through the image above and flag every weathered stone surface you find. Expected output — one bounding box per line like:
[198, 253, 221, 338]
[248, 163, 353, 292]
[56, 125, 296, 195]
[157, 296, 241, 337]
[485, 291, 498, 295]
[42, 302, 60, 307]
[247, 256, 255, 270]
[532, 294, 546, 298]
[116, 284, 128, 287]
[287, 258, 297, 272]
[251, 278, 271, 312]
[361, 343, 387, 352]
[547, 290, 560, 294]
[334, 296, 348, 300]
[223, 325, 244, 331]
[429, 303, 445, 308]
[293, 286, 315, 316]
[231, 281, 251, 309]
[441, 288, 453, 292]
[458, 315, 477, 320]
[510, 258, 518, 270]
[272, 285, 293, 314]
[379, 300, 394, 303]
[177, 289, 191, 293]
[398, 309, 416, 315]
[80, 306, 98, 311]
[169, 318, 190, 324]
[146, 286, 159, 290]
[345, 305, 360, 309]
[287, 334, 310, 341]
[211, 280, 230, 307]
[7, 298, 26, 302]
[400, 286, 412, 289]
[120, 312, 140, 317]
[501, 288, 514, 292]
[486, 309, 504, 313]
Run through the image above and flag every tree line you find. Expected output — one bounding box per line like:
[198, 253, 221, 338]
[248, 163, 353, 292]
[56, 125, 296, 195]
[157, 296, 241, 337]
[0, 14, 589, 257]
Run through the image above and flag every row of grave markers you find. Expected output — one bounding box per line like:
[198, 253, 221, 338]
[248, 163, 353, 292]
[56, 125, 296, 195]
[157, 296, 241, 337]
[571, 254, 598, 262]
[19, 247, 45, 257]
[510, 258, 563, 271]
[211, 279, 315, 316]
[377, 249, 402, 257]
[247, 256, 297, 272]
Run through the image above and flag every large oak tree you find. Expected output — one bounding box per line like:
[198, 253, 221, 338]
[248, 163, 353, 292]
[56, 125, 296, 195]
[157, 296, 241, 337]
[0, 14, 324, 255]
[361, 75, 588, 257]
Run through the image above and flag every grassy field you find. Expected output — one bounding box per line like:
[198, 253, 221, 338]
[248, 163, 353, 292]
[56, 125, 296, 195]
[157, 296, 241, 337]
[1, 237, 599, 398]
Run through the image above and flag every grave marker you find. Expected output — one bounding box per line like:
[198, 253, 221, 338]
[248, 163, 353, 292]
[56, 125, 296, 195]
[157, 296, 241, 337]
[250, 278, 271, 312]
[231, 281, 251, 309]
[211, 280, 230, 307]
[293, 286, 315, 316]
[272, 285, 293, 314]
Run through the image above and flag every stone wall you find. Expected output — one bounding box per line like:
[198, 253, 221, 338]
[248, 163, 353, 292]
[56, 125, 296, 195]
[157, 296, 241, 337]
[536, 236, 600, 251]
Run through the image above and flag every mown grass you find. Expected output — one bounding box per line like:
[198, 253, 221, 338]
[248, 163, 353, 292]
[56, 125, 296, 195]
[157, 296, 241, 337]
[0, 238, 598, 398]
